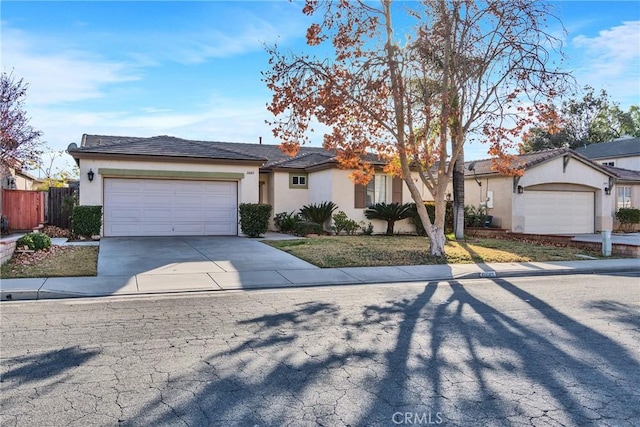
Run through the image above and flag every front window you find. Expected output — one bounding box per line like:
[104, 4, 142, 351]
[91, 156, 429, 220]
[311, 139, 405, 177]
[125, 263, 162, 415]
[617, 186, 631, 209]
[365, 175, 387, 206]
[289, 173, 308, 189]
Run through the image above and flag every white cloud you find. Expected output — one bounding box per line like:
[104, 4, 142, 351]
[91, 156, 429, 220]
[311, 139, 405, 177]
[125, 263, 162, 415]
[570, 21, 640, 107]
[2, 27, 140, 106]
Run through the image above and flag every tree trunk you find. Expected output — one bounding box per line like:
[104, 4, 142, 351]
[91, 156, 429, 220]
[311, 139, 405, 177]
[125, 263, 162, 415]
[428, 223, 447, 257]
[387, 220, 394, 235]
[453, 148, 465, 240]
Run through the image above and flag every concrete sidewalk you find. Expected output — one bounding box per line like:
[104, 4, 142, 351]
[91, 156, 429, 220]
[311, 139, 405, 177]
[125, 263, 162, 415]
[2, 258, 638, 301]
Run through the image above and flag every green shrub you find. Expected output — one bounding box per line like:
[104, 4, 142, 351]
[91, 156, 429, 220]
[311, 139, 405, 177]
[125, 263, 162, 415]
[274, 211, 299, 233]
[409, 202, 454, 236]
[17, 232, 52, 251]
[464, 204, 488, 228]
[294, 221, 323, 236]
[239, 203, 272, 237]
[332, 211, 361, 235]
[616, 208, 640, 225]
[364, 202, 413, 235]
[299, 201, 338, 230]
[616, 207, 640, 231]
[72, 205, 102, 236]
[361, 222, 374, 235]
[61, 193, 78, 222]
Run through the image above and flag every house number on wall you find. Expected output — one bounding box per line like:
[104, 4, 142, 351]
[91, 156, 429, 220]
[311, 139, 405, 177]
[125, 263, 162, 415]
[246, 171, 255, 175]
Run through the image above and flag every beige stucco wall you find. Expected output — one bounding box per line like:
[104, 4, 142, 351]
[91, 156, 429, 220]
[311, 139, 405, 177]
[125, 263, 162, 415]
[310, 169, 429, 234]
[596, 155, 640, 170]
[14, 174, 36, 191]
[465, 176, 513, 229]
[78, 158, 260, 234]
[269, 171, 309, 216]
[611, 183, 640, 212]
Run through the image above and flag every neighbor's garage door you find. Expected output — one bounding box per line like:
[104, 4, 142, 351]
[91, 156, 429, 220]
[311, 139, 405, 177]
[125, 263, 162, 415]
[104, 178, 237, 236]
[523, 190, 594, 234]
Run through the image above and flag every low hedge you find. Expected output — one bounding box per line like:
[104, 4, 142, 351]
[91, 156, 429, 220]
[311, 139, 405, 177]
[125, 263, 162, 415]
[239, 203, 272, 237]
[294, 221, 323, 236]
[72, 205, 102, 236]
[616, 208, 640, 225]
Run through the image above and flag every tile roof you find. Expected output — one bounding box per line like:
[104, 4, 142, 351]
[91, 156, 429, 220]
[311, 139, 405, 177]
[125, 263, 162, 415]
[602, 165, 640, 182]
[464, 147, 613, 177]
[72, 134, 387, 170]
[573, 137, 640, 159]
[72, 135, 269, 162]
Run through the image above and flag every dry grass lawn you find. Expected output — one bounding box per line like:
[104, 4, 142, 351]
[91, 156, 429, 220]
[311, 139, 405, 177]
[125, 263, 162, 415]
[1, 246, 99, 278]
[265, 235, 602, 268]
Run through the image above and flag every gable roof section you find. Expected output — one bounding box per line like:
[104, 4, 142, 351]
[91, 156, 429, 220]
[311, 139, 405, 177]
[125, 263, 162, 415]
[72, 134, 388, 171]
[465, 147, 614, 178]
[573, 137, 640, 159]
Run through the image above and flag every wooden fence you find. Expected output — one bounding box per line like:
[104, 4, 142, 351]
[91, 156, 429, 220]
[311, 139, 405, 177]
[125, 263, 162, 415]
[1, 189, 45, 231]
[48, 187, 77, 229]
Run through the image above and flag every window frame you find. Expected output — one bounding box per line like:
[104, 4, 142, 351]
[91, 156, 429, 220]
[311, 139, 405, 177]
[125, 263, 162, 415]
[289, 173, 308, 189]
[617, 185, 631, 209]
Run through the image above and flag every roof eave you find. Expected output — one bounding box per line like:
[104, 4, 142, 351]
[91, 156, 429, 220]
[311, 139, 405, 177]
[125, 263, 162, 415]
[68, 151, 266, 166]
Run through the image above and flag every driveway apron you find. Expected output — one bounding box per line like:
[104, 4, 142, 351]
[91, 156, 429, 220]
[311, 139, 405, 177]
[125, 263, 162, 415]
[97, 236, 318, 278]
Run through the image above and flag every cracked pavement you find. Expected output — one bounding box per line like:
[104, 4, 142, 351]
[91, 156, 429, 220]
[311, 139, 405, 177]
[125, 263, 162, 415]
[1, 273, 639, 426]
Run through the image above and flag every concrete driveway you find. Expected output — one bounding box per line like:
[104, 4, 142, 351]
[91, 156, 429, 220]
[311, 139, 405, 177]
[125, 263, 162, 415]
[572, 232, 640, 245]
[98, 236, 317, 277]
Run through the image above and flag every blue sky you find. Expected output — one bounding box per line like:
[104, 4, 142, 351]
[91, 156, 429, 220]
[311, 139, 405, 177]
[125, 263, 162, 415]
[2, 0, 639, 172]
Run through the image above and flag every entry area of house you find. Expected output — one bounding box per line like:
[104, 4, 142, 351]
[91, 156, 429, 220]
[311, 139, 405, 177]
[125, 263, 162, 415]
[103, 178, 238, 236]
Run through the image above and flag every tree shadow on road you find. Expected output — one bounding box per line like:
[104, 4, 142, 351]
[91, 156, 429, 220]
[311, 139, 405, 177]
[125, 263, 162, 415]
[123, 280, 640, 426]
[587, 300, 640, 329]
[0, 346, 99, 387]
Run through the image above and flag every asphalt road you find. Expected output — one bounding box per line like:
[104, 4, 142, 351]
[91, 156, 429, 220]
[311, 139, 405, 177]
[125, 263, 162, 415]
[1, 273, 639, 427]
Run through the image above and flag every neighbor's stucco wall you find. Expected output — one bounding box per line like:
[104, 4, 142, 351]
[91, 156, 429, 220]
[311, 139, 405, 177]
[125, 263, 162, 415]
[611, 182, 640, 212]
[465, 176, 513, 230]
[595, 155, 640, 171]
[79, 157, 260, 207]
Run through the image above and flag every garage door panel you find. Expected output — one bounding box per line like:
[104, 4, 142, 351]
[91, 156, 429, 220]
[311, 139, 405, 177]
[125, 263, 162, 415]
[142, 209, 174, 220]
[109, 208, 143, 221]
[104, 178, 238, 236]
[524, 191, 594, 234]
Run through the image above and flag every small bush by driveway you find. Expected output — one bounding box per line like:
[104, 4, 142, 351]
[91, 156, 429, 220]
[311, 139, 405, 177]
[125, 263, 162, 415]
[265, 236, 604, 268]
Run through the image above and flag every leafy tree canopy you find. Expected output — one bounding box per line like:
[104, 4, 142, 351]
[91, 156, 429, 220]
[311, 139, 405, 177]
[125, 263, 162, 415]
[1, 71, 43, 167]
[264, 0, 569, 256]
[521, 86, 640, 152]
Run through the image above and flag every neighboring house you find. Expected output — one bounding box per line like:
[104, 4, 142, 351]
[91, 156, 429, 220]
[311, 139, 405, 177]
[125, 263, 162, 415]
[68, 134, 424, 237]
[464, 147, 617, 234]
[574, 136, 640, 170]
[1, 158, 44, 191]
[574, 137, 640, 225]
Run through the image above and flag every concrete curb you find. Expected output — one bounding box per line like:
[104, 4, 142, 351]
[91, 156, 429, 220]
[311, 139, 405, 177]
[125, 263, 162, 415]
[2, 259, 638, 302]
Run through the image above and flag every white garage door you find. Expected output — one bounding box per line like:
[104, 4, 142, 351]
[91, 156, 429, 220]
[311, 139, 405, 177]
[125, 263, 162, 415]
[523, 190, 594, 234]
[104, 178, 237, 236]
